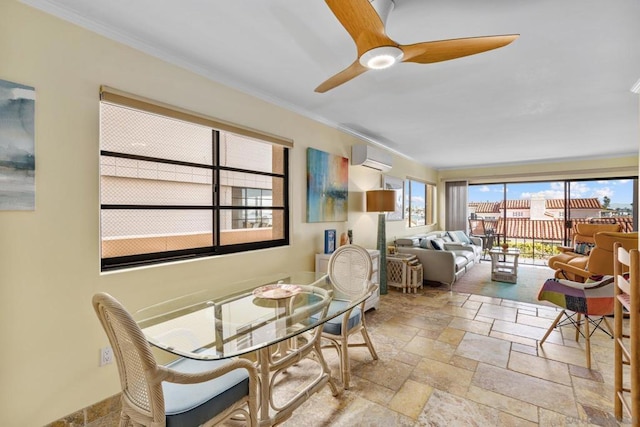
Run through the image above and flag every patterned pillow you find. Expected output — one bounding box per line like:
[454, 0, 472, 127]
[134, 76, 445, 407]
[574, 242, 595, 255]
[419, 238, 430, 249]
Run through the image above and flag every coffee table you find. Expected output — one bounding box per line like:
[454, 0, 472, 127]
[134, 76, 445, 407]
[489, 248, 520, 283]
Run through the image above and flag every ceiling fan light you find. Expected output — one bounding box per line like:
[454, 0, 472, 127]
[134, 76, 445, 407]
[359, 46, 403, 70]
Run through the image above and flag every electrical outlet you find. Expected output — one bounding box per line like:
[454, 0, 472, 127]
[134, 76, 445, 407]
[100, 346, 113, 366]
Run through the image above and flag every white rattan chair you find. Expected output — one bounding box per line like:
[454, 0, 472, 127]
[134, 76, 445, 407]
[322, 244, 379, 389]
[92, 292, 259, 427]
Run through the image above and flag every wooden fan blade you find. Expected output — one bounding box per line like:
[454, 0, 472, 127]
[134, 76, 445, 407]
[315, 60, 368, 93]
[401, 34, 519, 64]
[325, 0, 396, 57]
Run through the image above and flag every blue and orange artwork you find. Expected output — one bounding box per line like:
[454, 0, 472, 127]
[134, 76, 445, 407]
[306, 148, 348, 222]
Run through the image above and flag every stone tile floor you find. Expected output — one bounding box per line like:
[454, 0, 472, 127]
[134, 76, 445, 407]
[273, 286, 632, 426]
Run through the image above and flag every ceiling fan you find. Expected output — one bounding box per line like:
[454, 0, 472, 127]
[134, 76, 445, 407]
[315, 0, 519, 93]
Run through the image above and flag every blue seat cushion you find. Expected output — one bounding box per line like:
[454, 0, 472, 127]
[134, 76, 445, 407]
[163, 356, 249, 427]
[318, 300, 362, 336]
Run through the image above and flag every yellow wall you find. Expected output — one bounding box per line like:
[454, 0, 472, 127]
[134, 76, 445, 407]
[0, 2, 434, 424]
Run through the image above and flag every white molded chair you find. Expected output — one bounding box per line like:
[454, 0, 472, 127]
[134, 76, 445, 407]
[92, 292, 259, 427]
[322, 244, 379, 389]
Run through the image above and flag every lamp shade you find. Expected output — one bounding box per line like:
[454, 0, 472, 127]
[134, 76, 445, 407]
[366, 189, 396, 213]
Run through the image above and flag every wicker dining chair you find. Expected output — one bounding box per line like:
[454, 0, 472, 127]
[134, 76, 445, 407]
[92, 292, 259, 427]
[322, 244, 379, 389]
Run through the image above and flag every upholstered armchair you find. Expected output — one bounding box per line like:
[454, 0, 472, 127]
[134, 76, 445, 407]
[548, 223, 622, 282]
[553, 231, 637, 282]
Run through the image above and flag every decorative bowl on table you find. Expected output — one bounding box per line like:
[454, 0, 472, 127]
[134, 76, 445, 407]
[253, 284, 301, 299]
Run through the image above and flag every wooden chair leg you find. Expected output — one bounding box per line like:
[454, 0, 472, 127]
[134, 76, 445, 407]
[575, 313, 582, 342]
[540, 310, 565, 345]
[584, 314, 591, 369]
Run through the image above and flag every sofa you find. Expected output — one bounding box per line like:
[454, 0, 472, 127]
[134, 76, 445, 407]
[395, 230, 483, 288]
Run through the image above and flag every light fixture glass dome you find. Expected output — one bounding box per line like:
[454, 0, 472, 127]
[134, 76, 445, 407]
[359, 46, 404, 70]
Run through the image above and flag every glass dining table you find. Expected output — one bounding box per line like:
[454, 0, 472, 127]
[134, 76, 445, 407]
[132, 271, 370, 426]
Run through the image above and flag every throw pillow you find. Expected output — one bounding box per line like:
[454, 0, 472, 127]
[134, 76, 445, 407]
[448, 230, 471, 244]
[574, 242, 595, 255]
[419, 238, 430, 249]
[442, 235, 453, 242]
[430, 238, 444, 250]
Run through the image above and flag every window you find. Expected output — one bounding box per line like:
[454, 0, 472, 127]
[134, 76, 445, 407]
[99, 88, 290, 271]
[405, 179, 436, 227]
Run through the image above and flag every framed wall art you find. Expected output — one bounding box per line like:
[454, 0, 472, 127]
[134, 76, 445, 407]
[382, 175, 404, 221]
[306, 148, 348, 222]
[0, 78, 35, 210]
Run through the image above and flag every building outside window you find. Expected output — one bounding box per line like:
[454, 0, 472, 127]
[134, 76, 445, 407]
[99, 90, 290, 271]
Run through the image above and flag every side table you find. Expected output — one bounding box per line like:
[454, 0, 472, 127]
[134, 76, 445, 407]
[387, 253, 423, 293]
[489, 248, 520, 283]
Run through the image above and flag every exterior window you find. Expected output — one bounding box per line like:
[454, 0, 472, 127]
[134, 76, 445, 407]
[405, 179, 436, 227]
[99, 98, 289, 271]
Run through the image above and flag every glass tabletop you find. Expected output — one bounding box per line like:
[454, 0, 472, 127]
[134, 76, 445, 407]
[133, 271, 369, 360]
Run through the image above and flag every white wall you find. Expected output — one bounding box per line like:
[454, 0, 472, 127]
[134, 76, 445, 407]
[0, 2, 434, 425]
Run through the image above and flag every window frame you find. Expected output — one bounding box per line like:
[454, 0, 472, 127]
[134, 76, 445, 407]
[405, 178, 436, 228]
[99, 87, 291, 271]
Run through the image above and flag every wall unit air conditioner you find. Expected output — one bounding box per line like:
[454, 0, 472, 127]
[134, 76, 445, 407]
[351, 144, 392, 172]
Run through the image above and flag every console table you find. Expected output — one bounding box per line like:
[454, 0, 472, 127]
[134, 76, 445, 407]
[315, 249, 380, 311]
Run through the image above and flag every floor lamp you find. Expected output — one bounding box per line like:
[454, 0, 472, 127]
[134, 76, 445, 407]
[366, 189, 396, 295]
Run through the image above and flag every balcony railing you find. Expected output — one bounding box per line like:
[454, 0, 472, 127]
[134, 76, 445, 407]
[475, 217, 634, 265]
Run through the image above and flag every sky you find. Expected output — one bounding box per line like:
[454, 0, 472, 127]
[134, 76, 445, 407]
[468, 179, 634, 207]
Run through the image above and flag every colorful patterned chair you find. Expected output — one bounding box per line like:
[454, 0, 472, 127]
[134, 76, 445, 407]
[537, 275, 615, 369]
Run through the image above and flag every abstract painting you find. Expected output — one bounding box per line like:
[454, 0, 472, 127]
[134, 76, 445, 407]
[0, 79, 35, 210]
[306, 148, 348, 222]
[382, 175, 404, 221]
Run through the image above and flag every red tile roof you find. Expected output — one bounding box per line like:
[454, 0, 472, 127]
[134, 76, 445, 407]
[481, 217, 633, 240]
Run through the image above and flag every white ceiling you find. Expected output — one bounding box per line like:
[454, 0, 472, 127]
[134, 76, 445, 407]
[25, 0, 640, 169]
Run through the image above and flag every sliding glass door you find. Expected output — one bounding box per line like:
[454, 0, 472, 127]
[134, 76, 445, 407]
[468, 177, 637, 265]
